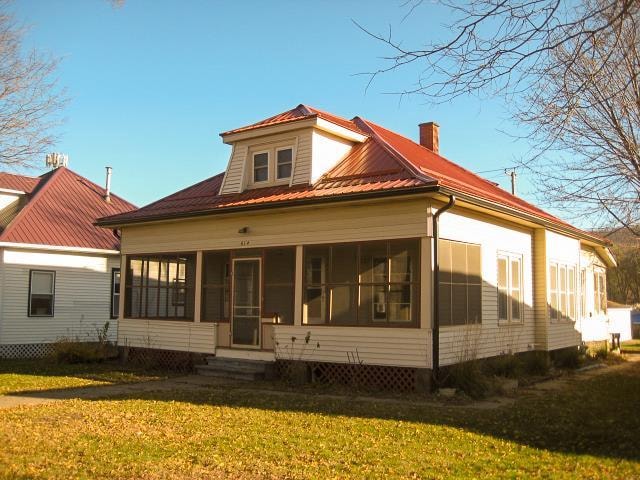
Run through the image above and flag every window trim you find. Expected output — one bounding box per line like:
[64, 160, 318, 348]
[302, 239, 421, 328]
[594, 269, 607, 315]
[275, 147, 293, 180]
[110, 268, 120, 319]
[252, 150, 269, 183]
[28, 269, 56, 318]
[548, 261, 577, 322]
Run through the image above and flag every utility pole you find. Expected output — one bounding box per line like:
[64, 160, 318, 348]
[505, 168, 517, 195]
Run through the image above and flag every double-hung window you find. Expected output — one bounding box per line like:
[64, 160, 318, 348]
[111, 268, 121, 319]
[253, 152, 269, 183]
[594, 270, 607, 314]
[497, 253, 523, 323]
[549, 262, 577, 321]
[276, 148, 293, 180]
[29, 270, 55, 317]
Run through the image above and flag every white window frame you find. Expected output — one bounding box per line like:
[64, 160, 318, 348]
[594, 269, 607, 315]
[497, 252, 524, 324]
[549, 261, 577, 322]
[252, 151, 269, 183]
[29, 270, 56, 317]
[275, 147, 293, 180]
[111, 268, 121, 319]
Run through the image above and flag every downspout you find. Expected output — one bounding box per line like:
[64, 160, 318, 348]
[432, 195, 456, 390]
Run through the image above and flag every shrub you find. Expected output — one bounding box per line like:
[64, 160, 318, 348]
[551, 346, 584, 369]
[520, 351, 551, 376]
[483, 353, 520, 378]
[52, 340, 107, 364]
[447, 360, 491, 399]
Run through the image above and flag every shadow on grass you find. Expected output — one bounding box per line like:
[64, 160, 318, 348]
[3, 359, 639, 464]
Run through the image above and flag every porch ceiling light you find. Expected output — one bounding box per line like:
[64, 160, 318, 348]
[238, 226, 249, 234]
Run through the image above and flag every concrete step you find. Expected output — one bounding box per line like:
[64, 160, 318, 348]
[195, 357, 275, 381]
[195, 364, 263, 381]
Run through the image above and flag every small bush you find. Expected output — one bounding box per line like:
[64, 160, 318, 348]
[52, 340, 109, 364]
[483, 353, 520, 378]
[551, 346, 584, 369]
[520, 351, 551, 376]
[447, 360, 491, 399]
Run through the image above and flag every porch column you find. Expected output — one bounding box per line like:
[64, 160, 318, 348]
[194, 251, 203, 323]
[420, 236, 432, 329]
[294, 245, 303, 326]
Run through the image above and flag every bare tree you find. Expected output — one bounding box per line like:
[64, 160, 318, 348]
[0, 2, 64, 169]
[358, 1, 640, 235]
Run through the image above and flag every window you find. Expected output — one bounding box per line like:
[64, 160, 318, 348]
[497, 253, 523, 323]
[549, 262, 577, 321]
[263, 248, 295, 324]
[438, 240, 482, 326]
[276, 148, 293, 179]
[111, 268, 121, 319]
[125, 254, 196, 320]
[253, 152, 268, 182]
[580, 268, 587, 318]
[303, 239, 419, 326]
[201, 252, 230, 322]
[594, 270, 607, 314]
[29, 270, 55, 317]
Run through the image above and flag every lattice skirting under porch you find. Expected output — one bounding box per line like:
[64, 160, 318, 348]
[277, 360, 430, 393]
[0, 343, 55, 359]
[121, 346, 206, 372]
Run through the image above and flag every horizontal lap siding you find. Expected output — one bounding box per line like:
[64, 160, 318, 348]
[274, 326, 431, 368]
[0, 250, 119, 344]
[438, 209, 535, 365]
[220, 145, 246, 194]
[122, 198, 430, 254]
[577, 247, 609, 343]
[118, 318, 216, 354]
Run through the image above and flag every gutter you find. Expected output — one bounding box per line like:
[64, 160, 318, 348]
[431, 194, 456, 390]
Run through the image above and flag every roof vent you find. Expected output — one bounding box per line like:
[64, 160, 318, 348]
[105, 166, 112, 203]
[419, 122, 439, 154]
[45, 153, 68, 169]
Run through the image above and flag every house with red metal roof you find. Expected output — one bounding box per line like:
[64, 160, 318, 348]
[98, 104, 615, 389]
[0, 166, 135, 358]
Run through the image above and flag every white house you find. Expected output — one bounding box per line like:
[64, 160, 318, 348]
[0, 165, 135, 358]
[98, 104, 616, 389]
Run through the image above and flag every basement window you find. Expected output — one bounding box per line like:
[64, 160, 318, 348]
[29, 270, 55, 317]
[253, 152, 269, 182]
[276, 148, 293, 179]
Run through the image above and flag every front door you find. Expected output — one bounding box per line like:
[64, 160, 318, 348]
[232, 258, 261, 347]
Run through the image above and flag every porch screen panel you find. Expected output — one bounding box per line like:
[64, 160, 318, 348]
[202, 252, 230, 322]
[264, 248, 295, 324]
[438, 239, 482, 326]
[125, 254, 196, 320]
[303, 239, 419, 326]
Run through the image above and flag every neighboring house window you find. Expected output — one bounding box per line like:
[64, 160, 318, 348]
[549, 262, 577, 321]
[253, 152, 269, 182]
[594, 270, 607, 314]
[276, 148, 293, 179]
[201, 251, 231, 322]
[29, 270, 55, 317]
[303, 239, 419, 326]
[125, 254, 196, 320]
[438, 239, 482, 326]
[111, 268, 121, 319]
[497, 253, 523, 323]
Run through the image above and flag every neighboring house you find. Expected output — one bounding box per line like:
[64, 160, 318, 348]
[0, 165, 135, 358]
[604, 301, 633, 342]
[98, 104, 615, 387]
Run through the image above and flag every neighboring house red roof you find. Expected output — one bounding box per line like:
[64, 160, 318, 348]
[0, 172, 41, 193]
[98, 105, 602, 243]
[0, 167, 135, 250]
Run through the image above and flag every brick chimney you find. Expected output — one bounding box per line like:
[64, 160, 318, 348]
[419, 122, 439, 154]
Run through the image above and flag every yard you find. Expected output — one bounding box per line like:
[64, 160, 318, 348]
[0, 359, 639, 479]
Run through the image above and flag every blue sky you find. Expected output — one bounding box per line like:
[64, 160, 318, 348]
[15, 0, 534, 208]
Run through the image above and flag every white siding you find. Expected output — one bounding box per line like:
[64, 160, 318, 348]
[310, 130, 353, 183]
[577, 246, 610, 342]
[608, 308, 632, 342]
[274, 325, 431, 368]
[546, 231, 582, 350]
[118, 318, 216, 354]
[437, 209, 536, 366]
[0, 249, 119, 345]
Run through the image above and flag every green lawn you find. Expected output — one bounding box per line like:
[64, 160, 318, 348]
[622, 340, 640, 353]
[0, 359, 166, 396]
[0, 361, 638, 478]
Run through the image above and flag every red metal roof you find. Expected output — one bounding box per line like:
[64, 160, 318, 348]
[0, 167, 135, 250]
[221, 104, 366, 137]
[0, 172, 41, 193]
[99, 105, 596, 241]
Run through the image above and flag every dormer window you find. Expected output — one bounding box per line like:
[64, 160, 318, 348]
[253, 152, 269, 183]
[276, 148, 293, 179]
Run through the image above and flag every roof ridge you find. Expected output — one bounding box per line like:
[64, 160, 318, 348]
[353, 117, 436, 185]
[0, 166, 64, 241]
[63, 167, 137, 210]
